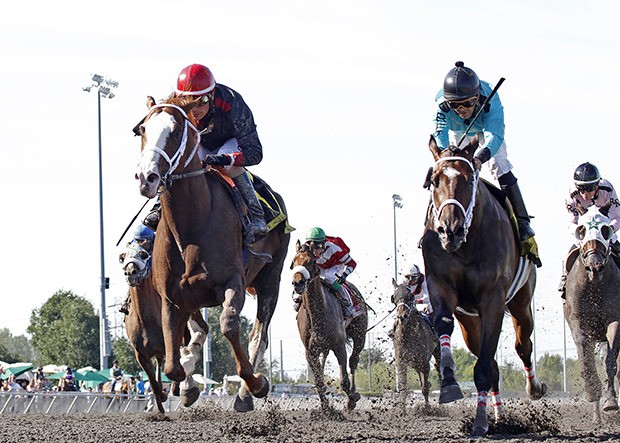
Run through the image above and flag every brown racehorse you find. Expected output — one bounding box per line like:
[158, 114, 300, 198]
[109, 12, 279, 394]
[390, 280, 440, 405]
[420, 136, 546, 437]
[134, 95, 291, 412]
[564, 205, 620, 423]
[291, 240, 368, 411]
[120, 242, 208, 413]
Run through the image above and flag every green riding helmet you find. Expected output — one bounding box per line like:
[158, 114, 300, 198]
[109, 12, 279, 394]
[306, 227, 326, 243]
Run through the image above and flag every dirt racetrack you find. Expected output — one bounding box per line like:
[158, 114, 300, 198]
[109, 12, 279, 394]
[1, 394, 619, 442]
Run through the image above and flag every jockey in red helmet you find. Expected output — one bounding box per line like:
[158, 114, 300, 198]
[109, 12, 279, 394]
[143, 63, 268, 245]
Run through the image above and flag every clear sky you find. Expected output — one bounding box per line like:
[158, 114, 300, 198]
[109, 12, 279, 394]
[1, 0, 618, 376]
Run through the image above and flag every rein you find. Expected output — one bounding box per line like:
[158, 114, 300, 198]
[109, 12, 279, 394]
[432, 155, 480, 241]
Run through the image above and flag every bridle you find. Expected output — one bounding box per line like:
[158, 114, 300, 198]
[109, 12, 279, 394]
[140, 103, 206, 190]
[291, 246, 320, 295]
[431, 155, 480, 241]
[392, 285, 416, 318]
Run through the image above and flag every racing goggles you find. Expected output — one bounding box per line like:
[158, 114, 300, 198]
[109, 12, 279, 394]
[448, 96, 478, 109]
[576, 182, 599, 193]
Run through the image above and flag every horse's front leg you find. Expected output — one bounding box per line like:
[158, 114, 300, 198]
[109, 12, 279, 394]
[308, 348, 328, 409]
[179, 317, 207, 407]
[236, 279, 279, 411]
[334, 346, 355, 410]
[434, 301, 463, 404]
[603, 322, 620, 411]
[162, 300, 190, 382]
[219, 283, 269, 412]
[572, 328, 602, 423]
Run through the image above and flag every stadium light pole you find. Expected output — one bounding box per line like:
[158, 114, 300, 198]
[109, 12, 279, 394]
[392, 194, 403, 281]
[83, 74, 118, 370]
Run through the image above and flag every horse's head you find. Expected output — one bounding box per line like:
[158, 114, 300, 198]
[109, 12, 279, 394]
[428, 135, 479, 251]
[391, 278, 415, 321]
[119, 242, 151, 287]
[576, 205, 614, 281]
[290, 239, 319, 295]
[134, 95, 204, 198]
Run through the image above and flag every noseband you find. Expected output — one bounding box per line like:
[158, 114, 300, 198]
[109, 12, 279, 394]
[291, 247, 320, 293]
[140, 103, 204, 189]
[432, 155, 479, 241]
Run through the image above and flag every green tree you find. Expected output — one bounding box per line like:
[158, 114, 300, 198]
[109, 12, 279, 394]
[27, 290, 99, 368]
[111, 336, 141, 375]
[453, 347, 476, 382]
[0, 328, 35, 363]
[536, 352, 564, 391]
[499, 361, 526, 391]
[358, 346, 385, 370]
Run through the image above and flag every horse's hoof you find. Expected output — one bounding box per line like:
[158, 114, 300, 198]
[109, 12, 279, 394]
[181, 386, 200, 407]
[346, 399, 357, 411]
[528, 381, 547, 400]
[351, 392, 361, 402]
[234, 394, 254, 412]
[439, 384, 463, 404]
[603, 397, 619, 411]
[252, 374, 270, 398]
[470, 426, 487, 439]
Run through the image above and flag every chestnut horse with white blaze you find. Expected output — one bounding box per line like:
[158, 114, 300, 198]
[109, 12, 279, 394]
[420, 136, 546, 438]
[134, 94, 290, 412]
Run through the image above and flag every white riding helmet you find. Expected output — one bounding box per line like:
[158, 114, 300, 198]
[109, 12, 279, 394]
[405, 264, 420, 278]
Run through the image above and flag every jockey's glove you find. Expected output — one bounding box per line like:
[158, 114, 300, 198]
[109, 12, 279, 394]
[203, 153, 234, 167]
[336, 273, 348, 285]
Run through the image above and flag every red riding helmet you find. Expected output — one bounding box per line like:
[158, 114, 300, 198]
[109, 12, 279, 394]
[176, 64, 216, 96]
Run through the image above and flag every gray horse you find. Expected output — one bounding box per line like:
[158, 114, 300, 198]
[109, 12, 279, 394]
[564, 205, 620, 423]
[390, 280, 440, 405]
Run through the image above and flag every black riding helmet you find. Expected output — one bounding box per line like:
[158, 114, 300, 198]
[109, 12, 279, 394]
[443, 61, 481, 101]
[574, 162, 600, 191]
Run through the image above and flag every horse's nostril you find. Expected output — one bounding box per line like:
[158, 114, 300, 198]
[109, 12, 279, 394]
[455, 226, 465, 237]
[438, 227, 445, 235]
[147, 173, 159, 184]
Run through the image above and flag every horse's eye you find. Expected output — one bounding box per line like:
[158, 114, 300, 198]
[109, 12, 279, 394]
[119, 253, 126, 264]
[138, 251, 149, 260]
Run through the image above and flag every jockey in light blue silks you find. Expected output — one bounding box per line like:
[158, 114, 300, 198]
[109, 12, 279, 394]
[431, 61, 537, 249]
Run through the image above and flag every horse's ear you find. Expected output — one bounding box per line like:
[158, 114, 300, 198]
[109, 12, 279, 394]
[392, 277, 398, 289]
[296, 239, 301, 251]
[146, 96, 156, 108]
[429, 135, 441, 161]
[462, 135, 479, 158]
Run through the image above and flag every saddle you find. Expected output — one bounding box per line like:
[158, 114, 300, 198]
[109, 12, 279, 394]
[209, 168, 295, 240]
[320, 280, 365, 318]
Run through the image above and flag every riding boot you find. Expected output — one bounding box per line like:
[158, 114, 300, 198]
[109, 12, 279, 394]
[233, 172, 268, 244]
[503, 182, 535, 241]
[119, 295, 130, 315]
[143, 202, 161, 231]
[558, 271, 567, 299]
[337, 286, 357, 319]
[292, 293, 302, 312]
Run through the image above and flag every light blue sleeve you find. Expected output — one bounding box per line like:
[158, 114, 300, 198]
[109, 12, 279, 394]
[431, 89, 449, 149]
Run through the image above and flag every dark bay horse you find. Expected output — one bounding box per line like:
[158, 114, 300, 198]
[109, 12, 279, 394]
[120, 243, 208, 412]
[134, 95, 290, 412]
[564, 205, 620, 423]
[390, 280, 440, 405]
[291, 240, 368, 411]
[420, 136, 546, 437]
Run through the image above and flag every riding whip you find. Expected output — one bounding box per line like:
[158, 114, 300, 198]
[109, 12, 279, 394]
[456, 77, 505, 149]
[115, 199, 151, 246]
